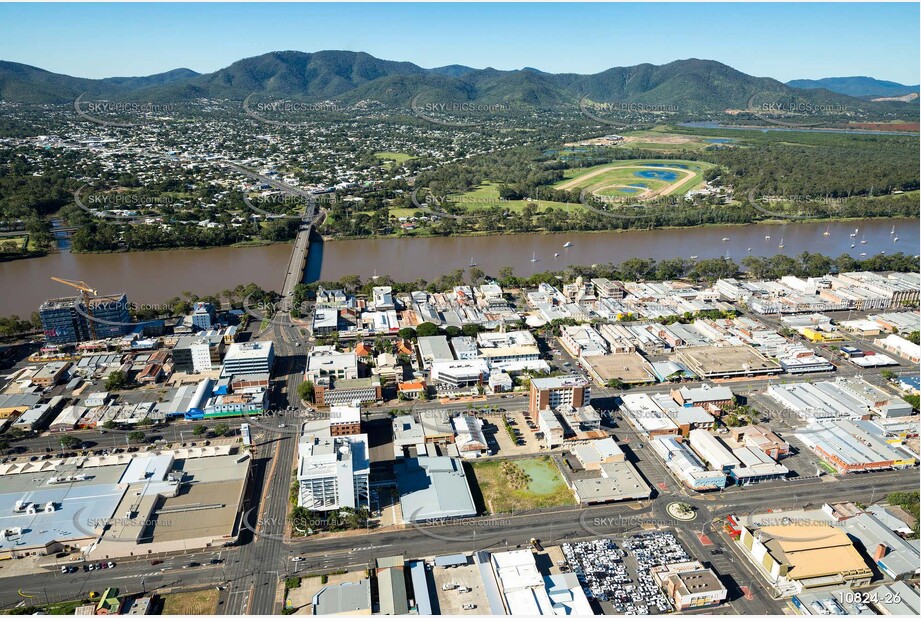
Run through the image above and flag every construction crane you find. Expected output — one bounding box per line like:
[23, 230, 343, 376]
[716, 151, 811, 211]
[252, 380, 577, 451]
[50, 277, 99, 341]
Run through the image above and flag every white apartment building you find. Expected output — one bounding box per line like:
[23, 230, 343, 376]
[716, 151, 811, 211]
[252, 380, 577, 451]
[297, 431, 370, 511]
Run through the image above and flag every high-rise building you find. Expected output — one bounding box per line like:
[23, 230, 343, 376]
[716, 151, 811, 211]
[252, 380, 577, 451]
[191, 302, 215, 331]
[39, 294, 131, 344]
[297, 431, 370, 511]
[528, 375, 591, 415]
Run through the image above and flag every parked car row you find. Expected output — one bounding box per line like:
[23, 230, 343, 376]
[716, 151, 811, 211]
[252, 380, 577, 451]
[563, 535, 677, 615]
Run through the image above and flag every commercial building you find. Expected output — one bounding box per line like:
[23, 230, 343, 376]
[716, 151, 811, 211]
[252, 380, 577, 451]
[392, 415, 426, 459]
[450, 336, 478, 361]
[11, 396, 66, 431]
[39, 293, 131, 344]
[482, 549, 593, 616]
[452, 414, 489, 458]
[311, 579, 372, 615]
[736, 522, 873, 592]
[329, 405, 361, 436]
[837, 511, 920, 581]
[559, 324, 608, 358]
[592, 278, 627, 299]
[297, 430, 370, 511]
[559, 404, 602, 434]
[767, 378, 912, 420]
[420, 410, 455, 444]
[417, 335, 454, 369]
[429, 358, 489, 388]
[221, 341, 274, 377]
[172, 332, 225, 373]
[30, 361, 71, 387]
[581, 352, 655, 386]
[314, 377, 381, 407]
[571, 459, 651, 505]
[476, 331, 540, 369]
[875, 334, 921, 364]
[306, 347, 359, 383]
[1, 448, 249, 559]
[730, 425, 790, 460]
[0, 392, 42, 419]
[795, 420, 916, 474]
[395, 456, 476, 523]
[528, 376, 590, 415]
[652, 561, 728, 610]
[312, 308, 339, 336]
[94, 450, 250, 557]
[871, 581, 921, 615]
[676, 345, 780, 379]
[49, 404, 88, 431]
[372, 286, 396, 310]
[376, 556, 409, 616]
[672, 384, 735, 412]
[620, 393, 680, 437]
[650, 435, 726, 491]
[538, 409, 564, 448]
[688, 429, 789, 485]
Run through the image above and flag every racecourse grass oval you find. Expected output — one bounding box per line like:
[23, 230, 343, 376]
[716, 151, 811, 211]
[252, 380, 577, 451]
[553, 158, 713, 201]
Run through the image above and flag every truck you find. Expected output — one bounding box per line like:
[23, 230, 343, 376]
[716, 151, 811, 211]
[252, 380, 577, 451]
[530, 538, 543, 551]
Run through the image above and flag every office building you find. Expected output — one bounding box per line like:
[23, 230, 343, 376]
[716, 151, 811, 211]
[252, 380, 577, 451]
[529, 376, 590, 415]
[221, 342, 274, 377]
[40, 294, 131, 344]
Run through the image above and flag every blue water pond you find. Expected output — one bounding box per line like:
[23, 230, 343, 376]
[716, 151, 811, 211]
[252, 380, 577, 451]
[634, 170, 678, 181]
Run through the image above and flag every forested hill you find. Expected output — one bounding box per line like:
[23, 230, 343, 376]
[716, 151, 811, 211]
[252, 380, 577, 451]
[0, 51, 907, 117]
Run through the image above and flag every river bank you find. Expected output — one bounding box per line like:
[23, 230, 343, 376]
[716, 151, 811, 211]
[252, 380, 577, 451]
[2, 217, 917, 317]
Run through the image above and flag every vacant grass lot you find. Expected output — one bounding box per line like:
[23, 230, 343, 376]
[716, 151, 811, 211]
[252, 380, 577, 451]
[470, 457, 575, 513]
[162, 589, 220, 615]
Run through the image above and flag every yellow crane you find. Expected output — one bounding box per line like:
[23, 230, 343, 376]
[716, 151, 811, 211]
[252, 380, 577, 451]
[50, 277, 99, 341]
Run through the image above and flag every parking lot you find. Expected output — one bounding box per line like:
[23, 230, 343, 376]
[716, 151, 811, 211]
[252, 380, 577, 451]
[483, 411, 543, 456]
[562, 531, 696, 615]
[431, 560, 490, 615]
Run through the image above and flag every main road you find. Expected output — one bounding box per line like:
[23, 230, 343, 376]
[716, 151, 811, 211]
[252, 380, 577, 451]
[221, 312, 307, 615]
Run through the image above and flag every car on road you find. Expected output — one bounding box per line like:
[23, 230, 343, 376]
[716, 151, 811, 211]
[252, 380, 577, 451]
[183, 562, 200, 568]
[710, 548, 723, 555]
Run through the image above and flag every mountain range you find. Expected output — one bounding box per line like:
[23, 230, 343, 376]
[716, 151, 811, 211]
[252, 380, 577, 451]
[0, 50, 914, 115]
[786, 76, 919, 99]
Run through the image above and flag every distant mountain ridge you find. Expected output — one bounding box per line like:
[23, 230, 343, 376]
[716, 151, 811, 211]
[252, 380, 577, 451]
[787, 76, 919, 98]
[0, 51, 911, 116]
[0, 60, 198, 104]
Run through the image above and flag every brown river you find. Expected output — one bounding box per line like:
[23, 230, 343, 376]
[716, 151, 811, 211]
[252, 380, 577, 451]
[1, 218, 917, 317]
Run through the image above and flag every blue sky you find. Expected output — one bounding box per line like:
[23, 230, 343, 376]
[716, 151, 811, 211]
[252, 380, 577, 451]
[0, 3, 918, 83]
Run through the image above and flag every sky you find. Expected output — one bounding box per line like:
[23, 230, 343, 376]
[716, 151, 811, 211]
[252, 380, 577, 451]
[0, 2, 918, 84]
